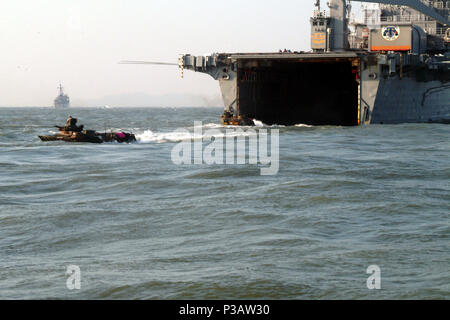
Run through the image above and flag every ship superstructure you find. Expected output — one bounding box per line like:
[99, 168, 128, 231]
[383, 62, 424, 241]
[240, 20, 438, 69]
[179, 0, 449, 125]
[350, 1, 449, 52]
[54, 83, 70, 108]
[124, 0, 449, 125]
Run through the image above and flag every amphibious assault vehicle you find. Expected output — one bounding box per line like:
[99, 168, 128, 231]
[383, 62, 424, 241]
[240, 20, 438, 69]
[39, 127, 136, 144]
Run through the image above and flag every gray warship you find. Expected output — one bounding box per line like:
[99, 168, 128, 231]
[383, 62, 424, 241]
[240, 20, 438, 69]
[126, 0, 450, 125]
[54, 83, 70, 108]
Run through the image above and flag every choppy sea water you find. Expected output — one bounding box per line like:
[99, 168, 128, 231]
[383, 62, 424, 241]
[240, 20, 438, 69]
[0, 107, 448, 300]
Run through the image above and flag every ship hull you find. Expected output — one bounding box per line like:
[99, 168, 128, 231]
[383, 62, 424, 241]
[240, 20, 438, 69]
[182, 52, 449, 126]
[54, 102, 70, 108]
[370, 78, 450, 124]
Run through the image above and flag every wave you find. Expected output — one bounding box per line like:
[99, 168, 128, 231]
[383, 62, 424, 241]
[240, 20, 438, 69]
[253, 120, 265, 127]
[253, 119, 313, 128]
[136, 129, 191, 143]
[136, 127, 258, 144]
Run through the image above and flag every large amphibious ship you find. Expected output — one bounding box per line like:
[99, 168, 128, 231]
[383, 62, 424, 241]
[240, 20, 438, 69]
[126, 0, 450, 125]
[54, 83, 70, 108]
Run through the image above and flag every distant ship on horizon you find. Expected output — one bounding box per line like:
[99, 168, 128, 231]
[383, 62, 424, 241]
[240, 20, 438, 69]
[54, 83, 70, 108]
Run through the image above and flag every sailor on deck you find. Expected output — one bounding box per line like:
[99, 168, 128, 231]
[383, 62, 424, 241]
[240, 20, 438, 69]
[64, 116, 84, 132]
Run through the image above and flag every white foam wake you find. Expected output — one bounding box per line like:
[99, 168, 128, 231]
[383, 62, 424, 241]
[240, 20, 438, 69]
[135, 130, 191, 143]
[136, 128, 258, 144]
[253, 119, 265, 127]
[202, 123, 224, 129]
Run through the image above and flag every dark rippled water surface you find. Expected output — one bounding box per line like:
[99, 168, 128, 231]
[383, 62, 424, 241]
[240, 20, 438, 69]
[0, 107, 449, 299]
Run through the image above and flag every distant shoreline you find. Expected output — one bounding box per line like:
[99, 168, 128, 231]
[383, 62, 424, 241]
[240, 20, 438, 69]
[0, 105, 224, 108]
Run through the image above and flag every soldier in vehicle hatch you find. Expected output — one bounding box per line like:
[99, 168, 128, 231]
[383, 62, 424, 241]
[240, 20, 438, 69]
[64, 116, 84, 132]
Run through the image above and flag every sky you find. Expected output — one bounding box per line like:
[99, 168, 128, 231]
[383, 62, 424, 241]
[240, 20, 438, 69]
[0, 0, 363, 107]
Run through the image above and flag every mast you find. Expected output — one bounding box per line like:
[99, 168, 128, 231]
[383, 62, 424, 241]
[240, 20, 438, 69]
[329, 0, 349, 51]
[315, 0, 321, 11]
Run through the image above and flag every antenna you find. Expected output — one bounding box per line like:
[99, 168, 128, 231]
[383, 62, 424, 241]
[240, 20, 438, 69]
[119, 60, 183, 78]
[118, 60, 178, 66]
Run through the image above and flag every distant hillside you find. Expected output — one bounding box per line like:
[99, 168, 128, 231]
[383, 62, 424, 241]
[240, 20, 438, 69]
[72, 92, 223, 108]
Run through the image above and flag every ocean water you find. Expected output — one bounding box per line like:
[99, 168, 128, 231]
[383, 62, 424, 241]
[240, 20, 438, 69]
[0, 107, 448, 300]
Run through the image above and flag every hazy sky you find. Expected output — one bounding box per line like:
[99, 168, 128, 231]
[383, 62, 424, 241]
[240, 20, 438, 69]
[0, 0, 363, 106]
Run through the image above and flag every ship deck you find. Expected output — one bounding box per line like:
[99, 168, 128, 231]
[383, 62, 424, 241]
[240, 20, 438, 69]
[228, 52, 365, 60]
